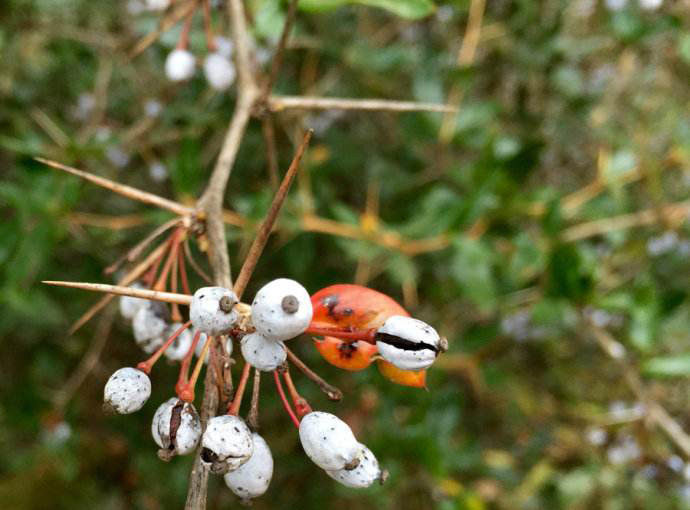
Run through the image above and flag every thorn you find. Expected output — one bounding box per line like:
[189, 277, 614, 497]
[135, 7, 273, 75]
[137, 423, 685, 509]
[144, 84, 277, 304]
[35, 156, 193, 216]
[43, 280, 192, 305]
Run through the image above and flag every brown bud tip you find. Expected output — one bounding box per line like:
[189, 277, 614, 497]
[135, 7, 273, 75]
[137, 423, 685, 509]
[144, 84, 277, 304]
[344, 457, 361, 471]
[379, 469, 389, 484]
[219, 295, 236, 313]
[281, 295, 299, 314]
[157, 448, 174, 462]
[438, 337, 449, 353]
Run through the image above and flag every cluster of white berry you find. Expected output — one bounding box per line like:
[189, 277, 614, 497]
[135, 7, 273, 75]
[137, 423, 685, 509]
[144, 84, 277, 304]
[165, 37, 236, 91]
[104, 277, 442, 501]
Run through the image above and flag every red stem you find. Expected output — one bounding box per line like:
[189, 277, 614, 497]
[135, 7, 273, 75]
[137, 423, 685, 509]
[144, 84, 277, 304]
[137, 320, 192, 374]
[282, 369, 312, 417]
[228, 362, 251, 415]
[202, 0, 216, 51]
[175, 330, 202, 401]
[273, 370, 300, 428]
[178, 247, 191, 295]
[177, 9, 195, 50]
[305, 326, 377, 344]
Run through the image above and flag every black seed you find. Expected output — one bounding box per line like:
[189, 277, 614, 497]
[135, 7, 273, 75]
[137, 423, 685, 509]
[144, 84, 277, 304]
[201, 448, 218, 463]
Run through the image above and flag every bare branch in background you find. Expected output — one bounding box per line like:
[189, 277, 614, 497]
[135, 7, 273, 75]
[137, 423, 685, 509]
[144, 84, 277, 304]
[268, 95, 458, 114]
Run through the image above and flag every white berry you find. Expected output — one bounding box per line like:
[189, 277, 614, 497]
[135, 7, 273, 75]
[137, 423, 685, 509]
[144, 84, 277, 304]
[151, 397, 201, 459]
[201, 415, 254, 474]
[163, 323, 193, 361]
[224, 433, 273, 500]
[103, 367, 151, 414]
[145, 0, 170, 10]
[251, 278, 313, 341]
[165, 49, 196, 82]
[119, 282, 147, 320]
[132, 302, 168, 353]
[241, 332, 286, 372]
[375, 315, 441, 371]
[203, 52, 236, 91]
[299, 411, 361, 471]
[326, 443, 386, 488]
[190, 287, 239, 335]
[214, 36, 233, 58]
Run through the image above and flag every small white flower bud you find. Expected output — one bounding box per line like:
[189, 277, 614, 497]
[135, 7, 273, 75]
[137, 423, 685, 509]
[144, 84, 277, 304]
[240, 332, 286, 372]
[201, 415, 254, 474]
[375, 316, 442, 371]
[104, 367, 151, 414]
[326, 443, 386, 488]
[224, 433, 273, 500]
[203, 52, 236, 91]
[299, 411, 361, 471]
[251, 278, 313, 341]
[190, 287, 239, 335]
[165, 49, 196, 82]
[152, 397, 201, 459]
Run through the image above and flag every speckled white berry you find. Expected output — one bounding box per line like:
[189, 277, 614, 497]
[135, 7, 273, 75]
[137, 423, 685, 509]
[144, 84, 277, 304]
[203, 52, 236, 91]
[119, 282, 147, 320]
[375, 315, 441, 371]
[224, 433, 273, 500]
[251, 278, 312, 341]
[163, 323, 193, 361]
[190, 287, 239, 336]
[299, 411, 361, 471]
[151, 397, 201, 459]
[132, 302, 168, 353]
[165, 49, 196, 82]
[240, 332, 286, 372]
[201, 415, 253, 474]
[103, 367, 151, 414]
[326, 443, 386, 488]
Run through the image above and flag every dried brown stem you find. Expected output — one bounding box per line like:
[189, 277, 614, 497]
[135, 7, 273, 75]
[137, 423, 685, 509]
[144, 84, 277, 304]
[285, 346, 343, 401]
[53, 305, 116, 411]
[69, 240, 170, 334]
[130, 0, 199, 58]
[42, 281, 192, 305]
[185, 0, 259, 508]
[268, 95, 457, 113]
[261, 116, 280, 189]
[587, 322, 690, 457]
[233, 129, 313, 299]
[262, 0, 299, 98]
[36, 157, 193, 216]
[247, 368, 261, 430]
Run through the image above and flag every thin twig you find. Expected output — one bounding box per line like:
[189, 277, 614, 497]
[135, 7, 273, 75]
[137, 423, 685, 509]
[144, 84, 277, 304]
[42, 281, 192, 305]
[587, 322, 690, 457]
[261, 116, 280, 189]
[233, 129, 313, 299]
[562, 200, 690, 242]
[268, 95, 458, 113]
[36, 157, 193, 216]
[285, 346, 342, 401]
[247, 368, 261, 430]
[185, 0, 259, 507]
[69, 240, 170, 334]
[53, 305, 116, 411]
[183, 238, 213, 284]
[262, 0, 299, 97]
[105, 218, 180, 275]
[130, 0, 199, 58]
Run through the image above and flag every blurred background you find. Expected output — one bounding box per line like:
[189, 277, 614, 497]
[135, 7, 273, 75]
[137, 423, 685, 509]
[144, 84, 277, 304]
[3, 0, 690, 508]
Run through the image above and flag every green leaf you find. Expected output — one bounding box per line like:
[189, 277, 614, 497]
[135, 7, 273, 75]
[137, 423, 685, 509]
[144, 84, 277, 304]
[643, 354, 690, 378]
[450, 236, 496, 313]
[299, 0, 435, 20]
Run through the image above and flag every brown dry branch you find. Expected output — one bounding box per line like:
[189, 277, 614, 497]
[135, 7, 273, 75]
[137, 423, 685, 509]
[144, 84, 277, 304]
[233, 129, 313, 299]
[36, 157, 193, 217]
[285, 346, 342, 401]
[130, 0, 199, 58]
[43, 281, 192, 304]
[268, 95, 458, 113]
[587, 322, 690, 457]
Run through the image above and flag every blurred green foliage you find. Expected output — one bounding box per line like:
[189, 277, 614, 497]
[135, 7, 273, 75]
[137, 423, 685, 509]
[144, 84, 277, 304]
[3, 0, 690, 509]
